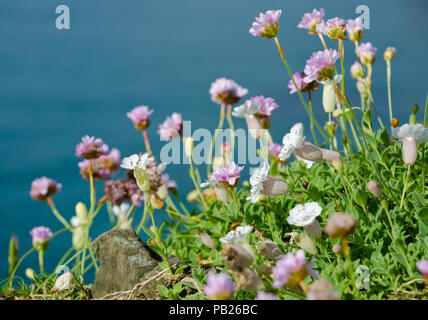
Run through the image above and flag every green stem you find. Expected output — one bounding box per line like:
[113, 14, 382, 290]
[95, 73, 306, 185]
[400, 165, 411, 210]
[46, 197, 71, 229]
[207, 104, 225, 176]
[226, 104, 235, 151]
[136, 198, 149, 235]
[142, 129, 152, 154]
[273, 36, 337, 151]
[308, 92, 318, 146]
[386, 60, 393, 132]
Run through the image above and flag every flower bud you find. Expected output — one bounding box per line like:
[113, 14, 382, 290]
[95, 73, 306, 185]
[246, 116, 262, 139]
[325, 212, 358, 239]
[356, 80, 368, 98]
[221, 243, 254, 272]
[186, 189, 199, 203]
[214, 184, 230, 204]
[260, 177, 289, 196]
[258, 241, 283, 260]
[332, 244, 342, 254]
[366, 180, 382, 197]
[72, 227, 86, 251]
[409, 104, 419, 126]
[325, 120, 338, 137]
[350, 62, 364, 79]
[52, 272, 74, 292]
[184, 136, 194, 158]
[150, 194, 164, 210]
[134, 169, 151, 192]
[304, 220, 322, 239]
[8, 235, 19, 275]
[391, 118, 400, 128]
[75, 202, 88, 225]
[383, 47, 396, 61]
[156, 184, 169, 200]
[198, 232, 216, 249]
[293, 232, 317, 255]
[402, 137, 417, 165]
[25, 268, 36, 280]
[322, 83, 337, 113]
[235, 268, 262, 292]
[307, 279, 338, 300]
[202, 187, 216, 203]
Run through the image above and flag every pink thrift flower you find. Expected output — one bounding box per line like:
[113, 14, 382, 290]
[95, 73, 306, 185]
[297, 8, 325, 35]
[288, 72, 318, 94]
[416, 259, 428, 276]
[209, 78, 248, 105]
[316, 17, 346, 40]
[78, 148, 121, 181]
[127, 106, 154, 130]
[269, 143, 282, 157]
[303, 49, 341, 83]
[30, 177, 62, 201]
[272, 249, 310, 288]
[250, 96, 279, 117]
[210, 162, 244, 187]
[75, 135, 109, 159]
[30, 226, 53, 245]
[249, 10, 282, 39]
[204, 273, 235, 300]
[346, 18, 364, 41]
[358, 42, 377, 65]
[158, 113, 183, 141]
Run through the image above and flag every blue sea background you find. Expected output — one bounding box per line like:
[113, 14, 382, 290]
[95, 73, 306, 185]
[0, 0, 427, 281]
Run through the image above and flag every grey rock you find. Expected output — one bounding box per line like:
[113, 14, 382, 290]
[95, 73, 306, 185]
[92, 229, 168, 299]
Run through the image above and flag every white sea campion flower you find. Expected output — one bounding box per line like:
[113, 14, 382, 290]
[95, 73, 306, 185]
[220, 226, 253, 244]
[392, 123, 428, 165]
[120, 153, 153, 170]
[121, 153, 154, 192]
[279, 123, 342, 168]
[51, 272, 74, 293]
[247, 162, 288, 203]
[279, 123, 305, 160]
[287, 202, 323, 238]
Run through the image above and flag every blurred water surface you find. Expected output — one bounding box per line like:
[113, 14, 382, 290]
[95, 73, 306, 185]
[0, 0, 427, 279]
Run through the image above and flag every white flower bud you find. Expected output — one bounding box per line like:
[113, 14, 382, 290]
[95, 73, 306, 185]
[402, 137, 417, 166]
[322, 83, 337, 113]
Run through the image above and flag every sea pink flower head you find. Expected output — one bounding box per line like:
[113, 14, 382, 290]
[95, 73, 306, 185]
[78, 148, 120, 181]
[249, 10, 282, 39]
[250, 95, 279, 117]
[417, 259, 428, 276]
[269, 143, 282, 157]
[272, 249, 310, 288]
[75, 135, 109, 159]
[325, 212, 358, 239]
[30, 177, 62, 201]
[30, 226, 53, 251]
[288, 72, 319, 94]
[158, 113, 183, 141]
[316, 17, 346, 40]
[209, 78, 248, 105]
[127, 106, 154, 130]
[350, 61, 364, 79]
[358, 42, 377, 65]
[204, 272, 235, 300]
[303, 49, 341, 83]
[297, 8, 325, 34]
[209, 162, 244, 187]
[346, 18, 364, 41]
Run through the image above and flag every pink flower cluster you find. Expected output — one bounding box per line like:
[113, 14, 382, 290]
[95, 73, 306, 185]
[75, 135, 109, 159]
[249, 10, 282, 39]
[297, 8, 325, 34]
[204, 273, 235, 300]
[30, 177, 62, 201]
[30, 226, 53, 244]
[303, 49, 341, 83]
[158, 113, 183, 141]
[127, 105, 154, 130]
[209, 162, 244, 187]
[272, 249, 310, 288]
[209, 78, 248, 105]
